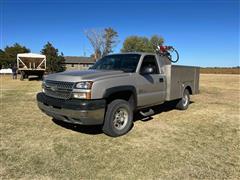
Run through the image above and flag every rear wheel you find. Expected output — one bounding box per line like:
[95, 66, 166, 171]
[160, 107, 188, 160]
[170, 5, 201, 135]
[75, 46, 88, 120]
[20, 71, 24, 81]
[39, 72, 44, 80]
[102, 99, 133, 137]
[176, 89, 190, 110]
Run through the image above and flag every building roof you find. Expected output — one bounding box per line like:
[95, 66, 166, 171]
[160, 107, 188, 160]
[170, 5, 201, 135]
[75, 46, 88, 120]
[64, 56, 95, 64]
[17, 53, 46, 58]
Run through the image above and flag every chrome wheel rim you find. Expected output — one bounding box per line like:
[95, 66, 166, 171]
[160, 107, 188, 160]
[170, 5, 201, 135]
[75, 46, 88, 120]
[182, 94, 189, 107]
[113, 108, 129, 130]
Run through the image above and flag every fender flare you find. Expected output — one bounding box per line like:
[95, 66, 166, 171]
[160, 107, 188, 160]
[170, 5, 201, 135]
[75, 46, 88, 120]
[182, 83, 193, 95]
[103, 86, 137, 107]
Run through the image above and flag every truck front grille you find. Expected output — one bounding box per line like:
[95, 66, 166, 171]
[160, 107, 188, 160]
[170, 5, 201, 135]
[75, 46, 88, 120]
[44, 80, 75, 99]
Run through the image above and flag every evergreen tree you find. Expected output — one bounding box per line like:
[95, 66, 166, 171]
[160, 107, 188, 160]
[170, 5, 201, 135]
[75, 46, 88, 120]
[103, 27, 118, 56]
[0, 43, 30, 68]
[41, 42, 66, 72]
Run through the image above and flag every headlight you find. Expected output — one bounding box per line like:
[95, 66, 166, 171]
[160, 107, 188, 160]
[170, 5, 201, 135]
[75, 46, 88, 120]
[73, 81, 93, 99]
[75, 81, 93, 89]
[72, 92, 91, 99]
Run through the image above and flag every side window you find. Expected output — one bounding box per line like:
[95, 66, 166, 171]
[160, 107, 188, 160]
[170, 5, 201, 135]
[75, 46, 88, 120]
[140, 55, 159, 74]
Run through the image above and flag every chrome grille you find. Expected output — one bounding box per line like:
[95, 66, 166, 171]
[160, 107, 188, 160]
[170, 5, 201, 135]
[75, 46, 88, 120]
[43, 80, 75, 99]
[45, 80, 74, 90]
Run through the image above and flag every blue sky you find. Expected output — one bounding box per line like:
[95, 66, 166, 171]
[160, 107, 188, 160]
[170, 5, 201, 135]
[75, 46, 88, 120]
[1, 0, 239, 67]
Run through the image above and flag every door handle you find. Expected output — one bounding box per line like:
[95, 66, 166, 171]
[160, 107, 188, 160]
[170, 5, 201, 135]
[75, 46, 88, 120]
[159, 78, 164, 83]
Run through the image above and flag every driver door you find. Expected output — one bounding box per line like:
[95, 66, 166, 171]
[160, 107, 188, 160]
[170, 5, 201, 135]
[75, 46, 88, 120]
[136, 55, 166, 107]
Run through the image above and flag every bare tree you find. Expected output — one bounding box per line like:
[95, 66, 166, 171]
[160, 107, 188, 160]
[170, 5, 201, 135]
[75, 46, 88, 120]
[84, 29, 104, 60]
[84, 28, 119, 60]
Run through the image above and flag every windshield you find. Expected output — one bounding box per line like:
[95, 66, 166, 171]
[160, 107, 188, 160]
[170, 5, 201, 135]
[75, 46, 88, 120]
[90, 54, 141, 72]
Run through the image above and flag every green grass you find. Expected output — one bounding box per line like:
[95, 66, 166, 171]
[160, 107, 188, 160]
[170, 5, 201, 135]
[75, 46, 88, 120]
[0, 74, 240, 179]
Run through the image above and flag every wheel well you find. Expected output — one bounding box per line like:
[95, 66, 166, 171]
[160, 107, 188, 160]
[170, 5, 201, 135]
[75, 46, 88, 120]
[106, 91, 136, 110]
[185, 86, 192, 95]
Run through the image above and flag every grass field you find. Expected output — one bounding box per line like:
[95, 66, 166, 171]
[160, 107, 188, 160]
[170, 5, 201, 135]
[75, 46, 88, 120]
[200, 68, 240, 74]
[0, 74, 240, 179]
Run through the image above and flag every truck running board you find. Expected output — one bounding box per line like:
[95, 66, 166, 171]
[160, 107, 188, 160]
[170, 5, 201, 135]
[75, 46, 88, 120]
[139, 108, 154, 117]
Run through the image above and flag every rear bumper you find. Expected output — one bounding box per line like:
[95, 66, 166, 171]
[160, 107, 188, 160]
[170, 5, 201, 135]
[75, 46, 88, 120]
[36, 93, 106, 125]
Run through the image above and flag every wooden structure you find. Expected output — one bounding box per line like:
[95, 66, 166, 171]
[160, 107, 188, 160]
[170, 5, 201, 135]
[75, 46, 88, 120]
[17, 53, 46, 80]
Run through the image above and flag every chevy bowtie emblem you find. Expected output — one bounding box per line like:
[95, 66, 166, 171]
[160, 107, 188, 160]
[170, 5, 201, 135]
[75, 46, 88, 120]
[50, 85, 58, 91]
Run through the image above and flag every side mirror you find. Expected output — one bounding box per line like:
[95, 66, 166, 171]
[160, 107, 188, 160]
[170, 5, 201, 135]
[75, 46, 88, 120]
[141, 66, 154, 75]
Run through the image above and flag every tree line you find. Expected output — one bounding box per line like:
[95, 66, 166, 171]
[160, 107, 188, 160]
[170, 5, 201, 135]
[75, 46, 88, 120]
[0, 27, 164, 72]
[0, 42, 66, 72]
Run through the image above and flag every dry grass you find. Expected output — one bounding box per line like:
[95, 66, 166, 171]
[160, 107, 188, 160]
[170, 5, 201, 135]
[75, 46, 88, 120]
[200, 68, 240, 74]
[0, 74, 240, 179]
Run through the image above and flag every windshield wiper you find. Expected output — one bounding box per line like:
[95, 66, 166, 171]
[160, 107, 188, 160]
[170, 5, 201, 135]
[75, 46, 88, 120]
[119, 68, 133, 73]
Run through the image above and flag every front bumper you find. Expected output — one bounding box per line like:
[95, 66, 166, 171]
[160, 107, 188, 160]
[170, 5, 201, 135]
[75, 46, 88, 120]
[37, 92, 106, 125]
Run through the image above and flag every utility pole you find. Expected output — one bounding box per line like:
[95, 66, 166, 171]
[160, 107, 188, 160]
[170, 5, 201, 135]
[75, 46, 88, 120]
[83, 44, 86, 57]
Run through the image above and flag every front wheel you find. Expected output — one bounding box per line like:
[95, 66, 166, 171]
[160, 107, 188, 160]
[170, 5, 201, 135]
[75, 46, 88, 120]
[102, 99, 133, 137]
[176, 89, 190, 110]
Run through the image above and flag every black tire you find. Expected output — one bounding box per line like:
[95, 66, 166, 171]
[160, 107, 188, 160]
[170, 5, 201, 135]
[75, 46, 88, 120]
[102, 99, 133, 137]
[176, 89, 190, 110]
[39, 72, 44, 80]
[39, 75, 43, 80]
[20, 71, 24, 81]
